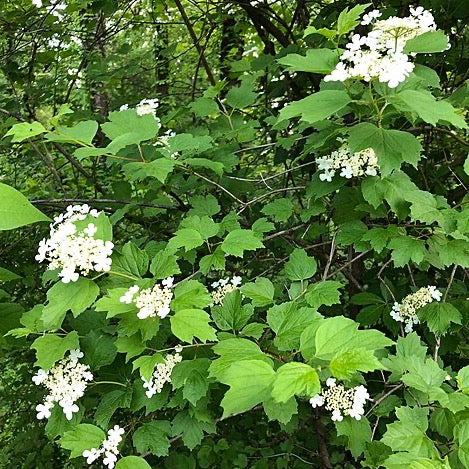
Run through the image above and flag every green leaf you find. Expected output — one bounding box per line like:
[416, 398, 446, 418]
[271, 362, 320, 403]
[41, 278, 99, 329]
[59, 423, 105, 458]
[95, 387, 132, 428]
[305, 281, 342, 309]
[115, 456, 151, 469]
[32, 331, 79, 369]
[81, 331, 117, 370]
[388, 236, 426, 267]
[418, 302, 462, 336]
[457, 365, 469, 393]
[225, 81, 257, 109]
[170, 309, 217, 343]
[4, 121, 46, 142]
[390, 90, 468, 129]
[330, 348, 383, 380]
[240, 277, 274, 307]
[348, 123, 422, 175]
[171, 359, 210, 405]
[263, 395, 298, 425]
[172, 280, 211, 311]
[267, 303, 322, 351]
[133, 354, 163, 381]
[0, 266, 21, 282]
[313, 316, 393, 360]
[199, 247, 226, 274]
[191, 97, 219, 117]
[337, 4, 371, 36]
[123, 158, 176, 184]
[133, 421, 171, 457]
[279, 90, 351, 124]
[401, 357, 447, 394]
[219, 359, 275, 418]
[150, 249, 180, 278]
[46, 120, 98, 145]
[95, 287, 137, 318]
[168, 228, 204, 252]
[112, 242, 149, 278]
[102, 109, 160, 153]
[336, 418, 372, 458]
[115, 334, 146, 361]
[403, 30, 449, 54]
[0, 183, 50, 230]
[362, 226, 403, 253]
[221, 229, 264, 257]
[171, 411, 216, 450]
[277, 49, 339, 74]
[284, 249, 317, 281]
[211, 290, 253, 331]
[261, 198, 294, 222]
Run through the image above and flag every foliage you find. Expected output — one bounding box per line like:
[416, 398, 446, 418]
[0, 0, 468, 468]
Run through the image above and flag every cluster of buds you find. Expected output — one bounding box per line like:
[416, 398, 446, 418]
[391, 285, 442, 332]
[142, 348, 183, 398]
[120, 278, 174, 319]
[309, 378, 369, 421]
[82, 425, 125, 469]
[33, 350, 93, 420]
[210, 276, 242, 305]
[35, 204, 114, 283]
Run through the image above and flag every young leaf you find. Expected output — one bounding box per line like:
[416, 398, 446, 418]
[115, 456, 152, 469]
[32, 331, 80, 369]
[240, 277, 275, 307]
[271, 362, 320, 403]
[221, 229, 264, 257]
[59, 423, 105, 458]
[170, 309, 217, 343]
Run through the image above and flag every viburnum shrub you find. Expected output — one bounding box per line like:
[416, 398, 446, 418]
[0, 3, 468, 469]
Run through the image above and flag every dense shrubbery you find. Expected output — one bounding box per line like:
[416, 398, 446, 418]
[0, 0, 468, 468]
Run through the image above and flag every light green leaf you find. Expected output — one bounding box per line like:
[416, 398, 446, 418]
[32, 331, 79, 370]
[271, 362, 320, 403]
[221, 229, 264, 257]
[0, 183, 50, 230]
[59, 423, 105, 458]
[219, 359, 275, 418]
[330, 348, 383, 380]
[132, 354, 163, 381]
[403, 30, 449, 54]
[277, 49, 339, 74]
[284, 249, 317, 281]
[115, 456, 151, 469]
[225, 81, 257, 109]
[168, 228, 204, 251]
[123, 158, 176, 184]
[172, 280, 211, 311]
[263, 395, 298, 425]
[388, 237, 426, 267]
[211, 290, 253, 331]
[336, 418, 372, 458]
[0, 266, 21, 282]
[81, 331, 117, 370]
[279, 90, 351, 124]
[4, 121, 46, 142]
[170, 309, 217, 343]
[337, 4, 371, 36]
[240, 277, 274, 307]
[305, 281, 342, 309]
[261, 198, 294, 222]
[46, 120, 98, 145]
[171, 411, 216, 450]
[457, 365, 469, 394]
[418, 302, 462, 336]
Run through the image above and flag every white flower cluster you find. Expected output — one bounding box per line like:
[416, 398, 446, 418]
[142, 348, 183, 398]
[36, 204, 114, 283]
[325, 7, 437, 88]
[33, 350, 93, 421]
[391, 285, 442, 332]
[82, 425, 125, 469]
[211, 276, 242, 305]
[119, 277, 174, 319]
[316, 143, 378, 182]
[119, 98, 159, 118]
[309, 378, 369, 421]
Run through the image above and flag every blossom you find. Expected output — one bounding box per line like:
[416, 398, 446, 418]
[33, 349, 93, 421]
[391, 285, 442, 332]
[36, 204, 113, 283]
[316, 143, 379, 182]
[141, 350, 183, 398]
[32, 0, 42, 7]
[82, 425, 125, 468]
[136, 98, 159, 117]
[211, 276, 242, 305]
[120, 278, 174, 319]
[309, 379, 370, 421]
[325, 7, 438, 88]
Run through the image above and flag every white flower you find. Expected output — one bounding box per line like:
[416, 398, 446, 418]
[141, 351, 182, 398]
[361, 9, 381, 25]
[331, 409, 343, 421]
[326, 377, 336, 387]
[210, 276, 242, 305]
[309, 394, 324, 408]
[136, 98, 159, 117]
[83, 448, 101, 464]
[33, 350, 93, 421]
[36, 205, 114, 283]
[119, 104, 129, 111]
[32, 0, 42, 7]
[82, 425, 124, 468]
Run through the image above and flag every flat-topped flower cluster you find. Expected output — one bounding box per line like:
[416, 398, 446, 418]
[83, 425, 125, 469]
[142, 348, 183, 398]
[35, 204, 114, 283]
[325, 6, 438, 88]
[309, 378, 369, 421]
[316, 143, 378, 182]
[120, 277, 174, 319]
[33, 349, 93, 421]
[211, 276, 242, 305]
[391, 285, 442, 332]
[120, 98, 159, 118]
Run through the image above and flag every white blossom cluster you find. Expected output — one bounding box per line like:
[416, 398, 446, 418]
[119, 277, 174, 319]
[35, 204, 114, 283]
[316, 142, 378, 182]
[32, 350, 93, 421]
[211, 276, 242, 305]
[142, 348, 183, 398]
[309, 378, 369, 421]
[391, 285, 442, 332]
[82, 425, 125, 469]
[325, 7, 437, 88]
[119, 98, 159, 118]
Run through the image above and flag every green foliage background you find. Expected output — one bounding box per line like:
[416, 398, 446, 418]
[0, 0, 468, 468]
